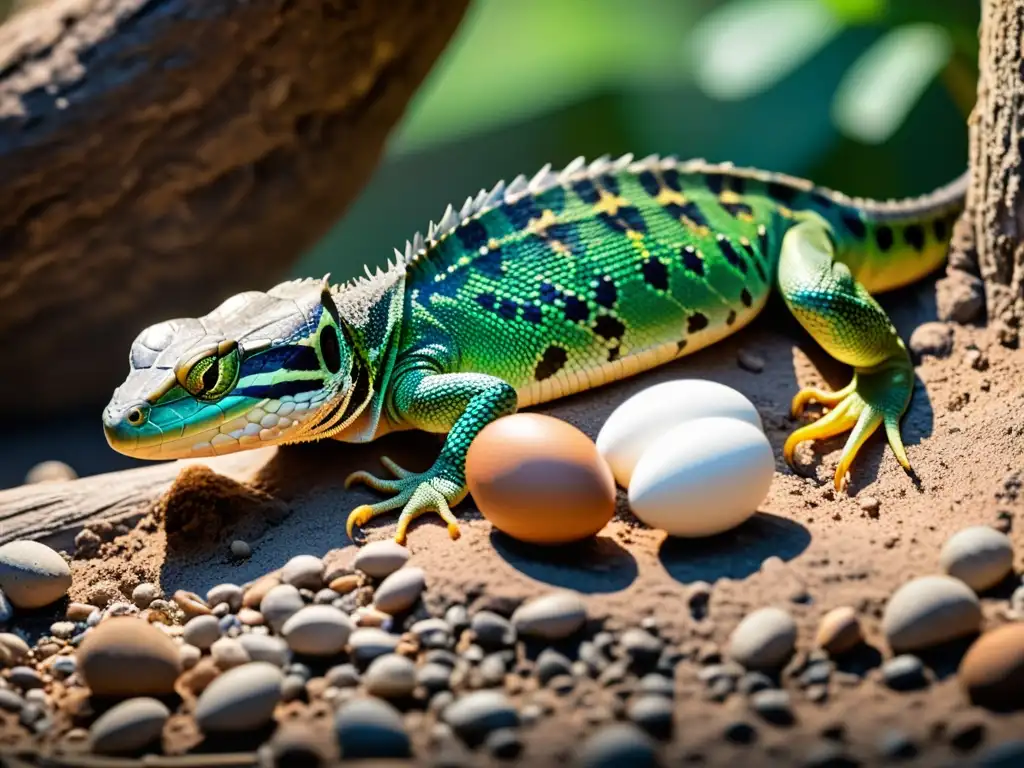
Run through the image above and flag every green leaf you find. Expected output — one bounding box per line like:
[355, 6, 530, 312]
[690, 0, 843, 101]
[831, 22, 953, 144]
[820, 0, 886, 24]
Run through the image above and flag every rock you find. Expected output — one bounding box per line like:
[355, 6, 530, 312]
[349, 627, 400, 666]
[727, 607, 797, 670]
[737, 348, 765, 373]
[959, 623, 1024, 711]
[814, 606, 863, 656]
[858, 496, 880, 516]
[194, 661, 283, 733]
[575, 722, 661, 768]
[638, 673, 674, 698]
[535, 648, 573, 686]
[230, 540, 252, 559]
[373, 567, 425, 615]
[738, 671, 773, 696]
[417, 662, 453, 694]
[621, 628, 664, 666]
[353, 540, 410, 579]
[877, 728, 917, 760]
[471, 611, 516, 650]
[0, 540, 72, 609]
[131, 583, 160, 609]
[210, 637, 251, 670]
[723, 720, 757, 745]
[237, 634, 291, 668]
[442, 690, 520, 746]
[78, 617, 181, 697]
[882, 654, 928, 691]
[172, 590, 211, 618]
[627, 695, 674, 739]
[334, 697, 411, 758]
[281, 606, 354, 656]
[260, 584, 305, 633]
[939, 526, 1014, 592]
[326, 663, 361, 688]
[411, 617, 453, 648]
[183, 615, 221, 651]
[364, 653, 416, 699]
[485, 727, 524, 759]
[206, 583, 243, 612]
[0, 689, 24, 712]
[25, 460, 77, 484]
[936, 271, 985, 324]
[749, 688, 794, 725]
[89, 697, 170, 755]
[0, 633, 30, 664]
[510, 591, 587, 640]
[281, 555, 325, 590]
[8, 666, 42, 689]
[882, 575, 982, 652]
[908, 321, 953, 361]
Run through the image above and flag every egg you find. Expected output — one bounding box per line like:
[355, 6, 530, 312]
[596, 379, 764, 488]
[628, 416, 774, 537]
[465, 413, 616, 545]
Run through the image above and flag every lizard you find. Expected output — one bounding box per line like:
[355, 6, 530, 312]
[102, 153, 967, 545]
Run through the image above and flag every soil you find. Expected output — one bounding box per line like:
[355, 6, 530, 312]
[10, 273, 1024, 766]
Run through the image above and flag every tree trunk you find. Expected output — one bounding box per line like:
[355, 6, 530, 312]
[940, 0, 1024, 345]
[0, 0, 469, 415]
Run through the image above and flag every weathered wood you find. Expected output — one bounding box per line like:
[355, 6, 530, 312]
[0, 0, 469, 415]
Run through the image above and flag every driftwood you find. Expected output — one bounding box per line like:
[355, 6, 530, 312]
[0, 0, 469, 415]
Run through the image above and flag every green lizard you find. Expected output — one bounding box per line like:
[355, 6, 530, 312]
[103, 154, 966, 545]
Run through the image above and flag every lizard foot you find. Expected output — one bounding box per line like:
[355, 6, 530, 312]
[784, 361, 913, 492]
[345, 456, 467, 545]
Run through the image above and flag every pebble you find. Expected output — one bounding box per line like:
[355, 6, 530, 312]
[939, 526, 1014, 592]
[194, 661, 283, 733]
[858, 496, 880, 516]
[0, 633, 30, 664]
[334, 697, 411, 758]
[411, 617, 453, 648]
[881, 654, 928, 691]
[627, 695, 674, 739]
[814, 606, 863, 656]
[207, 583, 243, 612]
[445, 604, 470, 634]
[230, 540, 252, 559]
[575, 722, 661, 768]
[52, 655, 76, 676]
[182, 614, 222, 650]
[373, 567, 425, 615]
[260, 584, 305, 633]
[535, 648, 573, 686]
[77, 617, 181, 697]
[354, 540, 411, 579]
[364, 653, 417, 699]
[959, 623, 1024, 710]
[9, 666, 42, 689]
[908, 321, 953, 360]
[486, 727, 524, 760]
[179, 644, 201, 670]
[418, 662, 453, 694]
[0, 689, 23, 712]
[469, 610, 516, 650]
[936, 270, 985, 323]
[882, 575, 982, 652]
[281, 605, 354, 656]
[738, 671, 773, 696]
[877, 728, 917, 760]
[237, 634, 291, 667]
[0, 540, 72, 609]
[727, 607, 798, 670]
[25, 460, 77, 484]
[66, 602, 96, 622]
[349, 627, 400, 666]
[173, 590, 211, 618]
[442, 690, 520, 746]
[89, 697, 170, 755]
[510, 591, 587, 640]
[723, 720, 757, 746]
[737, 348, 765, 373]
[131, 583, 160, 609]
[281, 555, 325, 590]
[749, 688, 794, 725]
[210, 637, 250, 669]
[621, 628, 664, 666]
[639, 673, 674, 698]
[326, 663, 361, 689]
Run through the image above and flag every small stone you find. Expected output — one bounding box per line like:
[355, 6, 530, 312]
[230, 540, 252, 559]
[510, 591, 587, 640]
[939, 526, 1014, 592]
[442, 690, 520, 746]
[66, 602, 96, 622]
[627, 695, 674, 739]
[281, 605, 354, 656]
[727, 607, 797, 670]
[349, 627, 400, 666]
[353, 540, 410, 579]
[858, 496, 880, 516]
[535, 648, 573, 686]
[242, 573, 281, 609]
[0, 633, 29, 664]
[334, 696, 411, 758]
[179, 644, 201, 670]
[418, 662, 453, 694]
[882, 654, 928, 691]
[281, 555, 325, 590]
[237, 634, 291, 668]
[478, 654, 508, 687]
[364, 653, 416, 699]
[814, 606, 862, 656]
[172, 590, 211, 618]
[260, 584, 305, 633]
[882, 575, 982, 653]
[326, 663, 361, 688]
[25, 460, 77, 484]
[723, 720, 757, 746]
[373, 567, 425, 615]
[207, 584, 243, 612]
[183, 614, 222, 651]
[959, 623, 1024, 711]
[195, 661, 283, 733]
[749, 688, 794, 725]
[89, 697, 169, 755]
[738, 671, 773, 696]
[909, 321, 953, 361]
[131, 583, 160, 609]
[638, 673, 674, 698]
[936, 270, 985, 324]
[485, 727, 523, 760]
[877, 728, 917, 760]
[239, 608, 265, 626]
[328, 574, 360, 595]
[737, 348, 765, 373]
[0, 540, 72, 609]
[445, 604, 470, 634]
[575, 722, 661, 768]
[621, 628, 663, 667]
[210, 637, 250, 669]
[77, 617, 181, 697]
[9, 666, 42, 689]
[0, 689, 24, 712]
[801, 742, 858, 768]
[411, 617, 453, 648]
[471, 611, 516, 650]
[52, 654, 76, 676]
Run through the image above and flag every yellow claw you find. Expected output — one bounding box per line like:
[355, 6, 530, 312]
[346, 504, 375, 539]
[783, 397, 859, 468]
[790, 380, 856, 418]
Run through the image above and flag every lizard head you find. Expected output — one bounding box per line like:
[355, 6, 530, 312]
[103, 277, 371, 459]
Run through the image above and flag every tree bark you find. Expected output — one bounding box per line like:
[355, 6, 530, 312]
[940, 0, 1024, 344]
[0, 0, 469, 415]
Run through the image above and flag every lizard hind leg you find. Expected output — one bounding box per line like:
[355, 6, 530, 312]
[778, 219, 915, 491]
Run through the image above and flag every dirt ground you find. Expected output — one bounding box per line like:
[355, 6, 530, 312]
[27, 272, 1024, 766]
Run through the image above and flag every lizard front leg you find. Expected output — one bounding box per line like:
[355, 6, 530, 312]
[345, 368, 518, 544]
[778, 219, 915, 491]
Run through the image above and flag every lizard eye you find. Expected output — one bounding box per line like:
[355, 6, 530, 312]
[176, 341, 241, 402]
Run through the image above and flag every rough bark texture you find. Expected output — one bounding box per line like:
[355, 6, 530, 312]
[940, 0, 1024, 344]
[0, 0, 469, 415]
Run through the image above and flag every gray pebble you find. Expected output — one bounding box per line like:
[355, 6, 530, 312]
[939, 526, 1014, 592]
[411, 617, 453, 649]
[723, 720, 757, 745]
[728, 607, 797, 671]
[425, 649, 459, 668]
[510, 591, 587, 640]
[349, 627, 400, 666]
[280, 674, 307, 702]
[281, 605, 354, 656]
[260, 584, 305, 633]
[364, 653, 416, 699]
[738, 671, 774, 696]
[179, 644, 201, 670]
[698, 662, 744, 684]
[430, 690, 455, 715]
[535, 648, 573, 686]
[799, 660, 833, 687]
[194, 661, 283, 733]
[314, 588, 339, 605]
[882, 575, 982, 653]
[237, 634, 291, 668]
[131, 583, 160, 609]
[486, 727, 523, 760]
[326, 663, 361, 688]
[638, 673, 674, 698]
[882, 654, 928, 691]
[183, 614, 222, 651]
[210, 637, 250, 670]
[471, 611, 516, 650]
[334, 696, 411, 758]
[575, 722, 661, 768]
[89, 697, 169, 755]
[442, 690, 520, 746]
[373, 567, 425, 615]
[52, 655, 76, 677]
[878, 728, 917, 760]
[354, 540, 410, 579]
[49, 621, 76, 640]
[478, 654, 508, 687]
[230, 540, 251, 559]
[750, 689, 794, 725]
[627, 695, 674, 740]
[8, 666, 42, 690]
[445, 604, 469, 634]
[206, 583, 243, 612]
[281, 555, 325, 591]
[0, 540, 72, 609]
[621, 628, 663, 666]
[0, 689, 24, 712]
[418, 662, 453, 694]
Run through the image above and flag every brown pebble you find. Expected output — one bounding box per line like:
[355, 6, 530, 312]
[329, 574, 361, 595]
[858, 496, 880, 516]
[173, 590, 212, 618]
[180, 657, 221, 696]
[959, 623, 1024, 711]
[238, 608, 265, 626]
[354, 608, 393, 628]
[66, 603, 95, 622]
[242, 573, 281, 609]
[25, 460, 77, 484]
[77, 617, 181, 697]
[814, 606, 863, 656]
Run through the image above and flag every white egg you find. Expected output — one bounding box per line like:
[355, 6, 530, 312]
[628, 416, 775, 537]
[596, 379, 763, 488]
